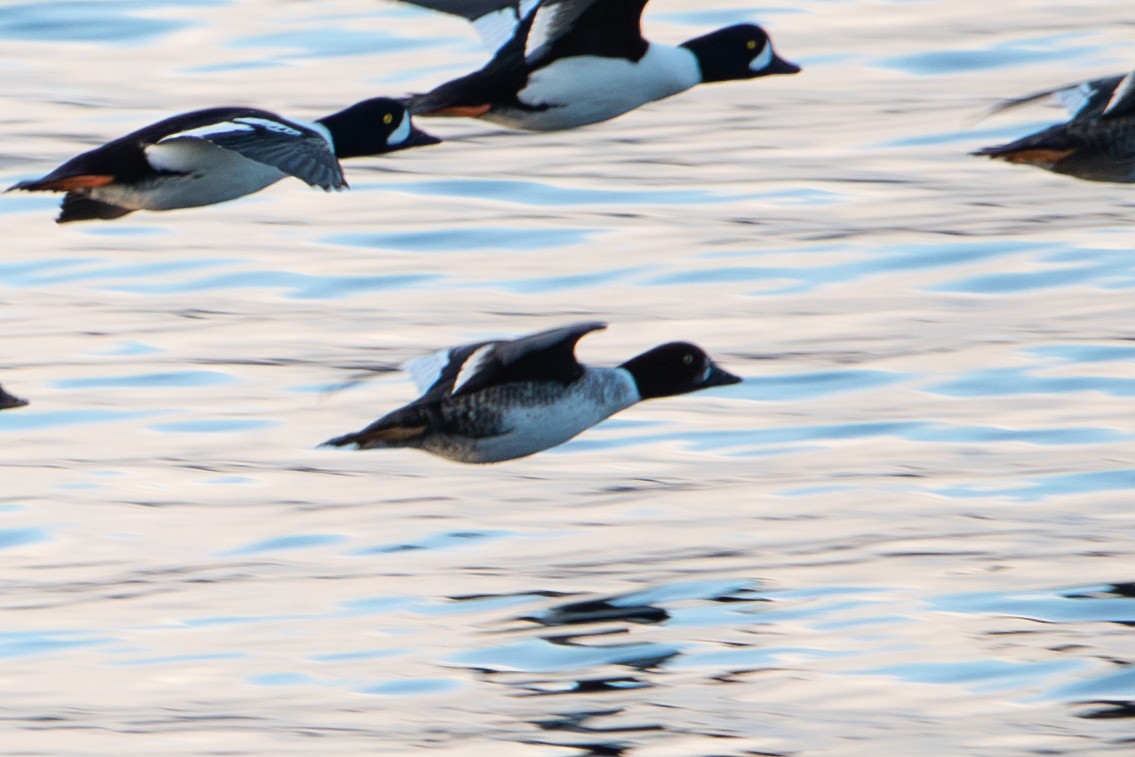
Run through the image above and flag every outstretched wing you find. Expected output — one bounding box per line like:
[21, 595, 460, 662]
[403, 321, 607, 401]
[1098, 70, 1135, 120]
[156, 115, 344, 191]
[400, 0, 649, 62]
[397, 0, 538, 51]
[984, 73, 1127, 121]
[6, 106, 280, 191]
[523, 0, 648, 63]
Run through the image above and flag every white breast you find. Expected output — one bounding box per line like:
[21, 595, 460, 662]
[89, 140, 287, 211]
[500, 43, 702, 130]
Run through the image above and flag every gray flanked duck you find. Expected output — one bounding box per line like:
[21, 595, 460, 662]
[322, 322, 741, 463]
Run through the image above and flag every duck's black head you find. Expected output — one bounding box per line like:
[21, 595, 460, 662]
[317, 97, 441, 159]
[619, 342, 742, 400]
[681, 24, 800, 83]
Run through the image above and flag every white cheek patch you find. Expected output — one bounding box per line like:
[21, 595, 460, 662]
[387, 112, 411, 146]
[749, 43, 774, 73]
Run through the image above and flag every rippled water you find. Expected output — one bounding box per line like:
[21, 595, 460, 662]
[2, 0, 1134, 755]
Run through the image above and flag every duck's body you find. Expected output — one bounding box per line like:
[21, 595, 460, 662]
[405, 0, 799, 131]
[322, 322, 741, 463]
[7, 98, 438, 222]
[373, 366, 640, 463]
[974, 70, 1135, 183]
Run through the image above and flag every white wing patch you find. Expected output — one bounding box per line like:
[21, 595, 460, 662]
[233, 117, 305, 136]
[1054, 80, 1097, 116]
[465, 1, 541, 52]
[748, 43, 774, 73]
[1103, 72, 1135, 116]
[525, 1, 569, 59]
[452, 344, 496, 394]
[162, 120, 256, 142]
[403, 348, 455, 394]
[162, 117, 306, 143]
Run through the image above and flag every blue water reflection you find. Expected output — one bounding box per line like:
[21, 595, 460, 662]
[53, 371, 235, 390]
[0, 1, 204, 43]
[936, 586, 1135, 624]
[862, 658, 1086, 691]
[0, 630, 109, 659]
[931, 367, 1135, 397]
[935, 468, 1135, 501]
[225, 534, 348, 555]
[327, 226, 593, 253]
[0, 527, 49, 550]
[880, 35, 1092, 74]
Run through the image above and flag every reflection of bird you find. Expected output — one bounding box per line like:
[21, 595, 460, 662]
[0, 384, 28, 410]
[322, 322, 741, 463]
[973, 70, 1135, 182]
[404, 0, 799, 131]
[6, 98, 439, 222]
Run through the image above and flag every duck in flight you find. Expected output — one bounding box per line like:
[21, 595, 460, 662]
[321, 321, 741, 463]
[973, 69, 1135, 183]
[7, 97, 439, 222]
[403, 0, 800, 131]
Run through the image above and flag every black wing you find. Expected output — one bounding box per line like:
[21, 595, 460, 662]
[1098, 71, 1135, 120]
[161, 114, 344, 190]
[450, 321, 607, 397]
[403, 0, 649, 61]
[397, 0, 526, 22]
[407, 321, 606, 401]
[398, 0, 532, 51]
[522, 0, 648, 64]
[985, 74, 1127, 122]
[6, 106, 275, 189]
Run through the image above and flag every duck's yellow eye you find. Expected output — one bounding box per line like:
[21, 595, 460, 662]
[383, 113, 394, 125]
[683, 353, 694, 365]
[747, 39, 757, 50]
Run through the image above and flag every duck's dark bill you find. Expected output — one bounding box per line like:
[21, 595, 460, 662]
[407, 128, 443, 147]
[766, 57, 801, 76]
[704, 364, 742, 388]
[0, 387, 28, 409]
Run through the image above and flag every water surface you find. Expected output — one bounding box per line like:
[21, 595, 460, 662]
[1, 1, 1134, 755]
